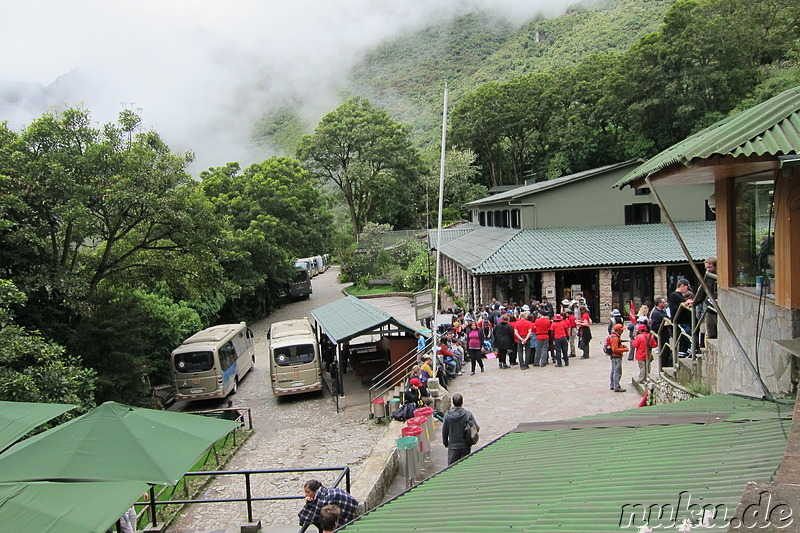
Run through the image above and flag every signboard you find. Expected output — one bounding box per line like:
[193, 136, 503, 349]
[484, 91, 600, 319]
[571, 284, 582, 294]
[545, 286, 556, 299]
[413, 289, 435, 321]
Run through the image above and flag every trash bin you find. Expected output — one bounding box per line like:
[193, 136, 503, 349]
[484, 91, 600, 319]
[387, 397, 401, 419]
[372, 397, 387, 421]
[414, 406, 435, 434]
[406, 416, 431, 460]
[396, 436, 421, 489]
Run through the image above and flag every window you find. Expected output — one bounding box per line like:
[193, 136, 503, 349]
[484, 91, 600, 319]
[511, 209, 520, 229]
[478, 212, 486, 226]
[634, 188, 651, 196]
[486, 211, 494, 226]
[218, 341, 238, 370]
[494, 210, 502, 227]
[274, 344, 316, 366]
[501, 210, 510, 228]
[174, 351, 214, 373]
[624, 203, 661, 225]
[732, 178, 774, 297]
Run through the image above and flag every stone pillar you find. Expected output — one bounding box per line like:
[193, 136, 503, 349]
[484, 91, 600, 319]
[653, 265, 668, 301]
[598, 269, 613, 323]
[480, 276, 493, 307]
[541, 271, 556, 300]
[472, 275, 479, 310]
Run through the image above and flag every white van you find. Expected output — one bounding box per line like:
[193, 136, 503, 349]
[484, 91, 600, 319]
[172, 322, 255, 401]
[268, 318, 322, 396]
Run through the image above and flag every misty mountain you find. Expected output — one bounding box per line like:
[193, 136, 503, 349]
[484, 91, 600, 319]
[258, 0, 675, 156]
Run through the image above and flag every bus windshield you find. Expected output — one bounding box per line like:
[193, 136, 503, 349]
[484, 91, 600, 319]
[294, 269, 309, 282]
[274, 344, 315, 366]
[174, 351, 214, 373]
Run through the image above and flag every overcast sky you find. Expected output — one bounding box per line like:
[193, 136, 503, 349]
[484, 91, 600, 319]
[1, 0, 570, 173]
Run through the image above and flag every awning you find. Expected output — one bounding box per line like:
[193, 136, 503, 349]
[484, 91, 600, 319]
[311, 296, 425, 344]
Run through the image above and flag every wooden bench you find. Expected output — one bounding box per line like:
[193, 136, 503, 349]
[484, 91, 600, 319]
[368, 278, 392, 288]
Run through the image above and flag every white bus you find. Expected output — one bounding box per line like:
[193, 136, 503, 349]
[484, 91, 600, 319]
[172, 322, 255, 401]
[268, 318, 322, 396]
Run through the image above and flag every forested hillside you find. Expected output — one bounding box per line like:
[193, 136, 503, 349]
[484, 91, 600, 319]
[262, 0, 676, 153]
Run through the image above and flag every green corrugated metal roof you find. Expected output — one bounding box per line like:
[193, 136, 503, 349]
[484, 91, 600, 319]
[341, 395, 791, 532]
[310, 296, 423, 344]
[427, 224, 481, 249]
[440, 221, 715, 275]
[616, 86, 800, 188]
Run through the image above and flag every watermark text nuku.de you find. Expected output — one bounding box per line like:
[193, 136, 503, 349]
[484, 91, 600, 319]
[618, 490, 793, 529]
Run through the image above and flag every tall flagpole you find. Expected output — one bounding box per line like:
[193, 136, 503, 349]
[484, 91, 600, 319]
[432, 84, 448, 372]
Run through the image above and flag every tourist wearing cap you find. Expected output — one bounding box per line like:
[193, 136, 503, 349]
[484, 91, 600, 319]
[564, 308, 578, 358]
[550, 314, 570, 367]
[608, 323, 628, 392]
[607, 308, 624, 334]
[404, 377, 433, 408]
[631, 323, 657, 383]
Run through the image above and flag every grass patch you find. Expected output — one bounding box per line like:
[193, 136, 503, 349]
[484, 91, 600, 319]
[344, 284, 397, 296]
[685, 380, 712, 397]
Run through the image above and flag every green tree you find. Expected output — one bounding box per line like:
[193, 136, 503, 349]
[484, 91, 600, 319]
[200, 157, 332, 317]
[426, 149, 487, 225]
[72, 286, 202, 406]
[0, 107, 221, 329]
[297, 97, 425, 236]
[0, 279, 96, 405]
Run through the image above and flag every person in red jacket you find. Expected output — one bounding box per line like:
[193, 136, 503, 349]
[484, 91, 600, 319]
[609, 323, 628, 392]
[550, 314, 570, 367]
[514, 311, 534, 369]
[532, 313, 552, 367]
[631, 324, 657, 383]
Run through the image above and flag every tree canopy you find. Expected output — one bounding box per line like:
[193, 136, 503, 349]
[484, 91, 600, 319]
[297, 97, 426, 236]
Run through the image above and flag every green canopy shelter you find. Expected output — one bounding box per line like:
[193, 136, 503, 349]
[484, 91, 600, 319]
[0, 401, 75, 453]
[0, 401, 239, 485]
[0, 480, 149, 533]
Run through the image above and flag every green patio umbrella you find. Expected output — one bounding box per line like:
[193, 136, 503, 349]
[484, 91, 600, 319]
[0, 401, 75, 453]
[0, 401, 239, 485]
[0, 480, 149, 533]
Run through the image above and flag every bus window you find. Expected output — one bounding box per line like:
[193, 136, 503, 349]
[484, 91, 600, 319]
[174, 351, 214, 373]
[274, 344, 316, 365]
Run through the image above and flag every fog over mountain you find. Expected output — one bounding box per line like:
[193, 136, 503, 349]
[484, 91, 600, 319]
[1, 0, 572, 174]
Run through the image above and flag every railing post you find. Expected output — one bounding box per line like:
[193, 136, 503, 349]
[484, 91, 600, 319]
[148, 485, 158, 527]
[245, 471, 254, 523]
[345, 466, 351, 493]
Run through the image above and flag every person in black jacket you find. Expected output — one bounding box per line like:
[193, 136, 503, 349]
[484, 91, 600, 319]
[404, 377, 432, 408]
[492, 314, 515, 369]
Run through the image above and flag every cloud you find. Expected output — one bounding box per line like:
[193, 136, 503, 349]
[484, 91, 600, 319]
[0, 0, 569, 174]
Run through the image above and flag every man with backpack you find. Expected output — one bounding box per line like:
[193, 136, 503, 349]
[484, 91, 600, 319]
[607, 323, 628, 392]
[442, 393, 479, 465]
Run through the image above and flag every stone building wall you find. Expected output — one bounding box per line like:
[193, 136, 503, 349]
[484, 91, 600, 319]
[715, 288, 799, 398]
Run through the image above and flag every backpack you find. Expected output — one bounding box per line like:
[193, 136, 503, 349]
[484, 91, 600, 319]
[603, 334, 617, 356]
[464, 417, 479, 445]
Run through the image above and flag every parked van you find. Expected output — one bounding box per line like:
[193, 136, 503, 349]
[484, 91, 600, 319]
[289, 265, 312, 299]
[268, 318, 322, 396]
[296, 257, 317, 277]
[322, 254, 331, 272]
[172, 322, 255, 401]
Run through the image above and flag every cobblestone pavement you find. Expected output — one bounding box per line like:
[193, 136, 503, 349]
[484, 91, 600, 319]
[168, 287, 644, 531]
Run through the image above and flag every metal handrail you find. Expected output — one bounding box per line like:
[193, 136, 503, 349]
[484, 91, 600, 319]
[653, 272, 717, 371]
[367, 338, 432, 409]
[139, 465, 350, 530]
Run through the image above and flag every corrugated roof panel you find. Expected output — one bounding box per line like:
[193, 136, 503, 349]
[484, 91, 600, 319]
[310, 296, 421, 343]
[342, 395, 790, 532]
[428, 225, 480, 248]
[438, 227, 520, 270]
[617, 86, 800, 187]
[464, 221, 715, 274]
